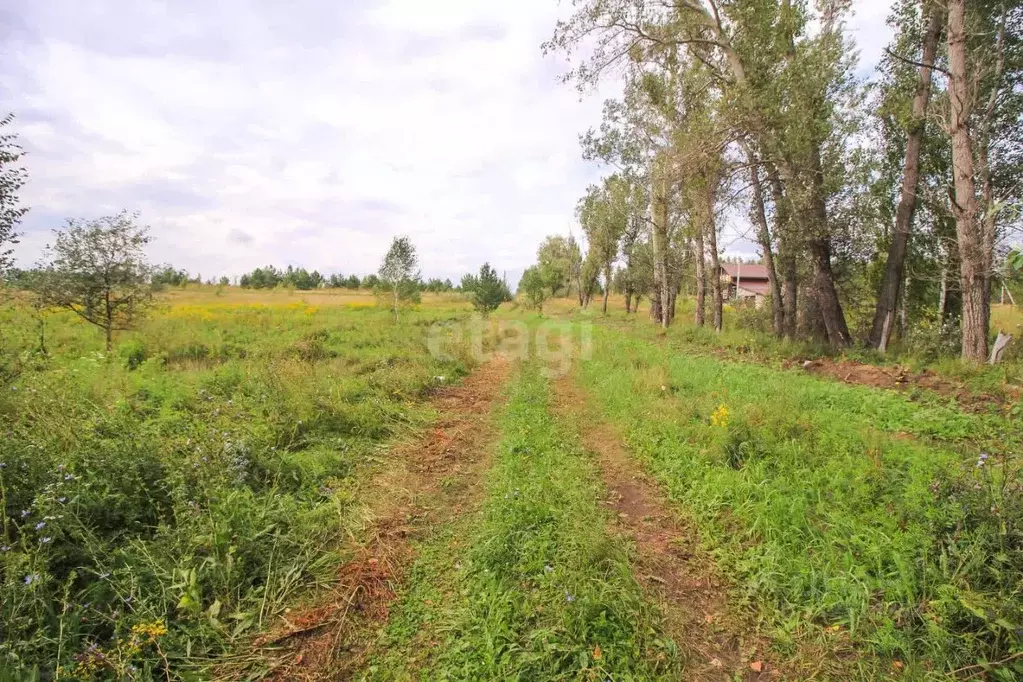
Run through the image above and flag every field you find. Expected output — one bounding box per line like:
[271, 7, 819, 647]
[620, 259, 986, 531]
[2, 288, 1022, 680]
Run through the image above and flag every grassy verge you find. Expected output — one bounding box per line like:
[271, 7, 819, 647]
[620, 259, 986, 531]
[576, 325, 1023, 679]
[0, 295, 475, 679]
[364, 363, 679, 680]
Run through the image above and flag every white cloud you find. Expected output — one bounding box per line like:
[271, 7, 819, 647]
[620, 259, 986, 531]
[1, 0, 893, 279]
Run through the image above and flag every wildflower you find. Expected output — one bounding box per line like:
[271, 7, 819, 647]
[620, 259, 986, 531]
[64, 474, 74, 481]
[23, 573, 39, 585]
[0, 545, 11, 552]
[544, 564, 554, 574]
[565, 591, 575, 603]
[40, 537, 51, 544]
[0, 462, 6, 469]
[35, 521, 46, 531]
[710, 404, 730, 428]
[976, 452, 990, 468]
[20, 509, 29, 518]
[58, 497, 67, 504]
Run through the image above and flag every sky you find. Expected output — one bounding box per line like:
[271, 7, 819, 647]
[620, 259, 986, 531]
[0, 0, 893, 285]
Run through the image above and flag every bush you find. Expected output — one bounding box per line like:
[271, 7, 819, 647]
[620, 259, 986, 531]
[119, 338, 148, 370]
[904, 316, 961, 362]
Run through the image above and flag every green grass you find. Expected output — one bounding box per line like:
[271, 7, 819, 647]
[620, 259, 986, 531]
[0, 293, 476, 680]
[364, 363, 679, 680]
[575, 324, 1023, 679]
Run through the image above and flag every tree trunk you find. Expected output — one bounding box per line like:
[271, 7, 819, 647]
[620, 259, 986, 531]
[104, 290, 113, 353]
[938, 260, 948, 320]
[651, 157, 671, 328]
[766, 164, 798, 339]
[694, 233, 706, 327]
[899, 275, 911, 340]
[947, 0, 989, 362]
[748, 152, 784, 337]
[869, 0, 942, 351]
[625, 289, 633, 313]
[805, 146, 852, 347]
[602, 264, 611, 314]
[705, 189, 723, 333]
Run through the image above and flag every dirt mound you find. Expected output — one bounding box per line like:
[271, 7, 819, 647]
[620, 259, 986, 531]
[792, 358, 1019, 413]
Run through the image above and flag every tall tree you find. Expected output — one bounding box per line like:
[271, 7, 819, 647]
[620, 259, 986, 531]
[869, 0, 944, 351]
[578, 175, 640, 314]
[0, 114, 29, 276]
[946, 0, 985, 360]
[536, 235, 581, 298]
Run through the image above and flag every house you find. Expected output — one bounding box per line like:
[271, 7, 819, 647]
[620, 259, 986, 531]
[719, 263, 770, 307]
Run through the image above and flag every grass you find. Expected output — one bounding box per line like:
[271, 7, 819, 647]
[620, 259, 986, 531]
[364, 362, 679, 680]
[4, 285, 1022, 680]
[574, 323, 1023, 679]
[0, 289, 476, 680]
[562, 295, 1023, 397]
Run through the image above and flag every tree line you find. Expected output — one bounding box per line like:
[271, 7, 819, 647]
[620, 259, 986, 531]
[533, 0, 1023, 362]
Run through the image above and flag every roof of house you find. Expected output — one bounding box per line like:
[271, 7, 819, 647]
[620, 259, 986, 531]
[720, 263, 769, 280]
[736, 281, 771, 296]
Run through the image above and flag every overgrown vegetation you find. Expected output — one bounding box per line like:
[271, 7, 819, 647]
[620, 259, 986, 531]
[0, 291, 475, 679]
[575, 322, 1023, 678]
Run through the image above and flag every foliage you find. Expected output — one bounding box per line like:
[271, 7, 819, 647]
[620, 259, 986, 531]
[40, 212, 156, 351]
[466, 262, 511, 316]
[518, 266, 552, 313]
[377, 236, 421, 322]
[239, 265, 324, 290]
[152, 266, 196, 288]
[0, 290, 476, 678]
[578, 322, 1023, 677]
[0, 113, 28, 276]
[536, 235, 582, 297]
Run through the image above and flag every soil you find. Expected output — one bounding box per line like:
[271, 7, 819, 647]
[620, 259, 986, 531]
[251, 355, 511, 681]
[552, 376, 773, 681]
[790, 357, 1019, 413]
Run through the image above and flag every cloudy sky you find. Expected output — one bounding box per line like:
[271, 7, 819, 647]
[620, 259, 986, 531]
[1, 0, 892, 283]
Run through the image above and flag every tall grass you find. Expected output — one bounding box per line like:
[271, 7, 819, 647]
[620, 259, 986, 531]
[0, 294, 475, 679]
[577, 326, 1023, 679]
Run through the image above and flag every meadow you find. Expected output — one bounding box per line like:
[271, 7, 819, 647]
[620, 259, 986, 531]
[2, 287, 1022, 680]
[0, 288, 476, 680]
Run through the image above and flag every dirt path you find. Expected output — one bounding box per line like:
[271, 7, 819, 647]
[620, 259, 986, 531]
[553, 375, 771, 681]
[253, 356, 511, 680]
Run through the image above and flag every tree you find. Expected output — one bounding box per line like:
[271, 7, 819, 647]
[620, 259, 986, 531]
[41, 212, 155, 352]
[578, 175, 639, 314]
[378, 235, 420, 322]
[519, 265, 552, 313]
[869, 0, 944, 351]
[946, 0, 985, 361]
[460, 272, 479, 293]
[0, 114, 29, 276]
[468, 262, 511, 315]
[536, 235, 581, 298]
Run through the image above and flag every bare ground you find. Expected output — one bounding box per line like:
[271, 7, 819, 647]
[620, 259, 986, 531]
[791, 357, 1020, 414]
[247, 355, 511, 680]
